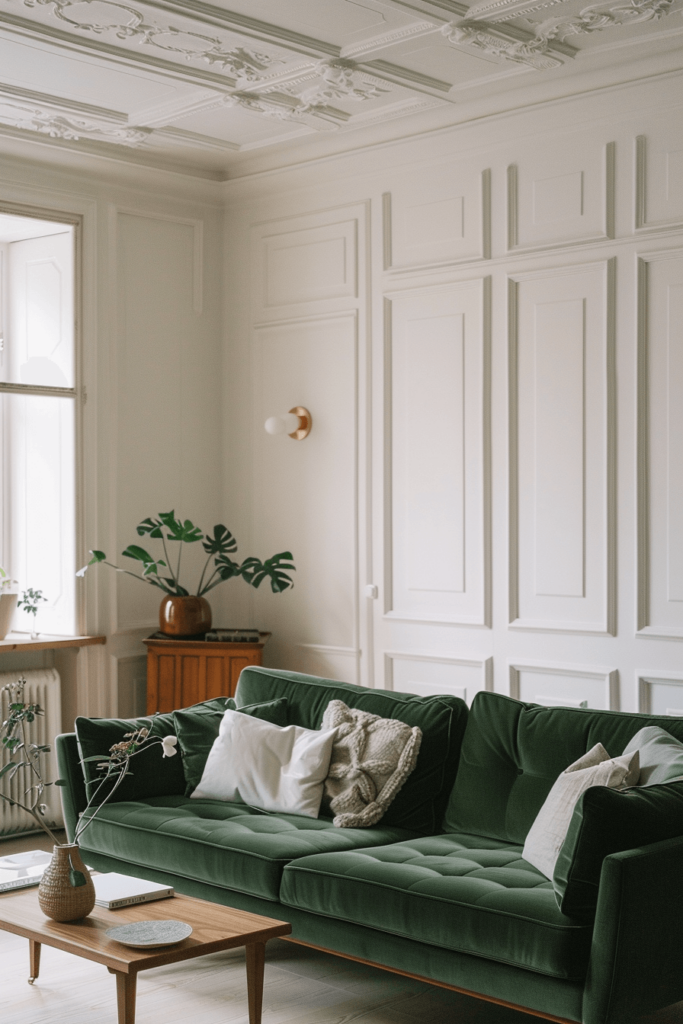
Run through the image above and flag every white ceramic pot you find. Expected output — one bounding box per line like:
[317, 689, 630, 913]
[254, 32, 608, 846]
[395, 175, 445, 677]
[0, 593, 18, 639]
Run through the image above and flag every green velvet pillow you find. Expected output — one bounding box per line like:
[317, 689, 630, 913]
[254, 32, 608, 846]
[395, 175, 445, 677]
[553, 779, 683, 921]
[75, 708, 187, 804]
[173, 696, 289, 795]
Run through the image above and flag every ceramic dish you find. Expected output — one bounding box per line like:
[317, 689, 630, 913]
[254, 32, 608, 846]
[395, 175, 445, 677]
[105, 919, 193, 948]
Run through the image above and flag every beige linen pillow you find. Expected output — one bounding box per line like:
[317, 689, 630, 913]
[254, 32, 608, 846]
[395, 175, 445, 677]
[320, 699, 422, 828]
[522, 742, 640, 880]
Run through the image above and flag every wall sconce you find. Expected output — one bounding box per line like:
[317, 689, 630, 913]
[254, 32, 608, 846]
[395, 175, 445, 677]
[264, 406, 312, 441]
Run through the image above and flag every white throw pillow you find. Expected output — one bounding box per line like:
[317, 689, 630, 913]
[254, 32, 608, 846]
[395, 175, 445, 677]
[191, 709, 337, 818]
[522, 743, 640, 880]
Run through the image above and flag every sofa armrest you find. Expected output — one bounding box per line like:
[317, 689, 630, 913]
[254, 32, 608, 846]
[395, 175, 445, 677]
[55, 732, 88, 842]
[582, 834, 683, 1024]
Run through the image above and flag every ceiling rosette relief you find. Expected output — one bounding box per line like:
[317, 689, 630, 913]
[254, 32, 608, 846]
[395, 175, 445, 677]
[441, 20, 570, 68]
[221, 60, 391, 131]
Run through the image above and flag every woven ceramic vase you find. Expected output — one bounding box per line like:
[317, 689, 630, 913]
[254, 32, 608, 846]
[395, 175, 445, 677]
[38, 844, 96, 922]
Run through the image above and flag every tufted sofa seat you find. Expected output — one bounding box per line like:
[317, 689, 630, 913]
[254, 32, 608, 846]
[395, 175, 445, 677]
[280, 832, 592, 979]
[78, 795, 417, 901]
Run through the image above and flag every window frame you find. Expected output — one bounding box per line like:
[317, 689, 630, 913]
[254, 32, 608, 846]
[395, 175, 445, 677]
[0, 202, 84, 637]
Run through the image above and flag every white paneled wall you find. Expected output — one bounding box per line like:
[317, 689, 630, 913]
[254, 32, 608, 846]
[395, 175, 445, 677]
[387, 280, 488, 627]
[225, 79, 683, 714]
[510, 261, 614, 635]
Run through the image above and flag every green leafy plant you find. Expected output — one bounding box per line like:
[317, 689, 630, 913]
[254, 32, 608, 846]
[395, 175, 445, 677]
[77, 511, 295, 596]
[18, 588, 46, 637]
[0, 676, 178, 853]
[0, 567, 15, 591]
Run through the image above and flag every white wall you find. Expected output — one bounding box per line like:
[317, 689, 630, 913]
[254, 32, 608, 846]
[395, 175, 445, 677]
[222, 72, 683, 714]
[0, 150, 223, 723]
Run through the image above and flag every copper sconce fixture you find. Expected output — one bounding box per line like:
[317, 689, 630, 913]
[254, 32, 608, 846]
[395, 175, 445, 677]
[264, 406, 312, 441]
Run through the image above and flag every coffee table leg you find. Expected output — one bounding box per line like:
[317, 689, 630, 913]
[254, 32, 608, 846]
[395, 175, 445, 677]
[28, 940, 41, 984]
[245, 941, 266, 1024]
[108, 968, 137, 1024]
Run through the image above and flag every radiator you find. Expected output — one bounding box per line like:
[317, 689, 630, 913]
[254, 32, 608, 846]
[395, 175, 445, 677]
[0, 668, 63, 837]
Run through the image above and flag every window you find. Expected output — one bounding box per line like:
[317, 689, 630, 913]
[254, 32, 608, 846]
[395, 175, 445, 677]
[0, 213, 77, 636]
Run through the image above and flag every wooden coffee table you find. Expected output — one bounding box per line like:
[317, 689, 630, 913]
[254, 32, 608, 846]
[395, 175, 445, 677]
[0, 887, 291, 1024]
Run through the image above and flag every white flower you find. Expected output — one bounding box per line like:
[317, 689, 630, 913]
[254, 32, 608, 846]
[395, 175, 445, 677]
[161, 735, 178, 758]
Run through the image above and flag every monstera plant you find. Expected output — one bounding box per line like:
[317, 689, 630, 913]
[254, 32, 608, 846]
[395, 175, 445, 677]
[78, 511, 294, 635]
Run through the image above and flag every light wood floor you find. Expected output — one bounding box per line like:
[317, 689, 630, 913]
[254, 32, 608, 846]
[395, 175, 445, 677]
[1, 833, 680, 1024]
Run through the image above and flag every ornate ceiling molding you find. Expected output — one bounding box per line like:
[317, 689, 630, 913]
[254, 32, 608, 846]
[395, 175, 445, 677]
[464, 0, 571, 22]
[19, 0, 286, 79]
[442, 19, 567, 67]
[0, 96, 150, 143]
[297, 60, 390, 106]
[219, 60, 388, 131]
[442, 0, 678, 68]
[529, 0, 678, 41]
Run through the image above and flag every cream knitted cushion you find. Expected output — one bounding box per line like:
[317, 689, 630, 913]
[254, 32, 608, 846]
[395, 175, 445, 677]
[522, 742, 640, 880]
[320, 699, 422, 828]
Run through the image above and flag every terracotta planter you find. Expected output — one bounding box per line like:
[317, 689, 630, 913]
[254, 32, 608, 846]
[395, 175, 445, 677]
[0, 593, 17, 639]
[159, 595, 212, 636]
[38, 844, 96, 922]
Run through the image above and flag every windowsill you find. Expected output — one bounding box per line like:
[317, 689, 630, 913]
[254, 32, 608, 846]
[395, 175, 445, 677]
[0, 633, 106, 652]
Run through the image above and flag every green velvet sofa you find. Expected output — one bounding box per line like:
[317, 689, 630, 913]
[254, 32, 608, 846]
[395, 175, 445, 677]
[56, 666, 683, 1024]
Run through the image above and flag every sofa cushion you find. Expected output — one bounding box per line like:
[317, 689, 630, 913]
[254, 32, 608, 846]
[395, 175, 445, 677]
[235, 666, 468, 834]
[280, 833, 593, 980]
[75, 707, 191, 803]
[76, 795, 418, 902]
[174, 697, 288, 795]
[443, 692, 683, 843]
[192, 711, 337, 817]
[320, 699, 422, 828]
[554, 778, 683, 921]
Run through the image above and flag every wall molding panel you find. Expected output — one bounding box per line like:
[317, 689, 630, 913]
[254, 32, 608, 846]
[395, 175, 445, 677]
[636, 131, 683, 233]
[509, 259, 615, 635]
[385, 651, 493, 704]
[637, 247, 683, 639]
[507, 141, 615, 253]
[253, 309, 361, 678]
[383, 166, 491, 272]
[252, 207, 364, 322]
[384, 277, 490, 626]
[638, 672, 683, 715]
[510, 660, 619, 710]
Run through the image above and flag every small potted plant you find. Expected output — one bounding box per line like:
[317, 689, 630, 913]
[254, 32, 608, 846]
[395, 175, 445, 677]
[78, 510, 295, 636]
[18, 588, 47, 639]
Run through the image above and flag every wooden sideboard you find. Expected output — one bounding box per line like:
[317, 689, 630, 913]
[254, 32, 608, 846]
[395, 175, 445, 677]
[143, 634, 269, 714]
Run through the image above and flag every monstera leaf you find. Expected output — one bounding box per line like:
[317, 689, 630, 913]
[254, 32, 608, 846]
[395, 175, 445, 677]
[138, 512, 202, 545]
[202, 524, 238, 556]
[239, 552, 295, 593]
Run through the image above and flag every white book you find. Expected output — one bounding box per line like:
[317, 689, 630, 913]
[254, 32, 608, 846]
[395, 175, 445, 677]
[0, 849, 51, 893]
[93, 872, 174, 910]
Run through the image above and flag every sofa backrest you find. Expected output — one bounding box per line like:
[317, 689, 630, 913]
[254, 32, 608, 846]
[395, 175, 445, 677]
[443, 691, 683, 843]
[236, 666, 468, 834]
